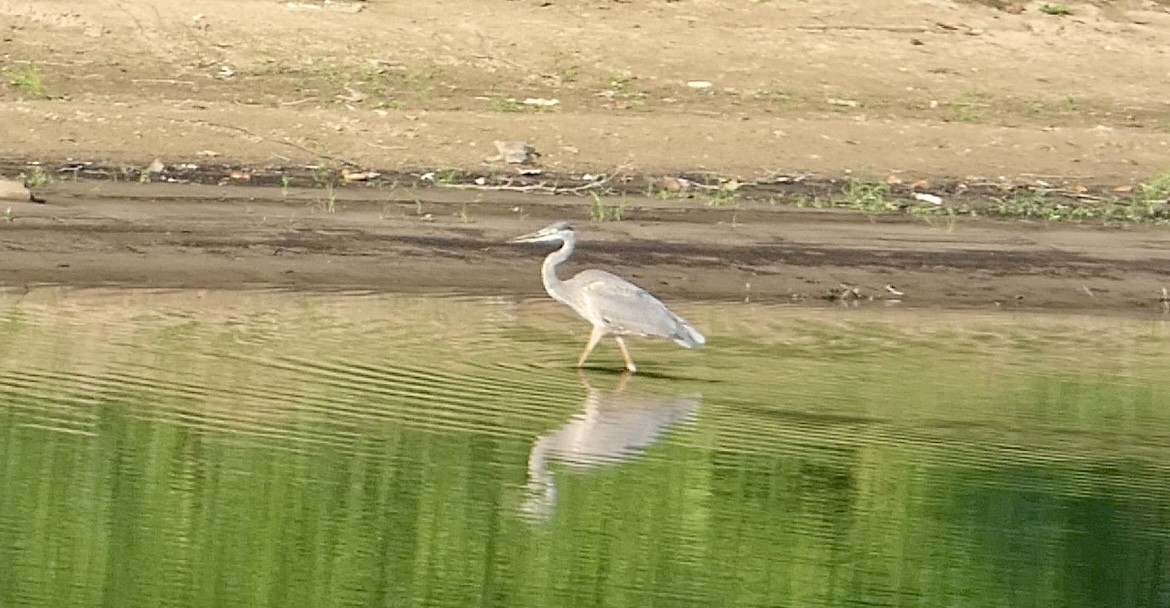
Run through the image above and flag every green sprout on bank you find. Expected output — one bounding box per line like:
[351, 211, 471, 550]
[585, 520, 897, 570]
[19, 167, 51, 188]
[324, 183, 336, 213]
[607, 73, 632, 93]
[589, 192, 628, 222]
[435, 169, 460, 185]
[376, 99, 406, 111]
[493, 98, 524, 113]
[704, 187, 741, 208]
[7, 65, 48, 98]
[311, 166, 334, 187]
[952, 104, 982, 123]
[604, 72, 646, 102]
[310, 167, 337, 213]
[987, 173, 1170, 223]
[1040, 4, 1072, 16]
[844, 180, 898, 215]
[1139, 170, 1170, 203]
[909, 203, 965, 232]
[992, 190, 1055, 220]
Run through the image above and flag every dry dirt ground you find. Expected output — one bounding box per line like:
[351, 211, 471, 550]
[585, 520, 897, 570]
[2, 0, 1170, 312]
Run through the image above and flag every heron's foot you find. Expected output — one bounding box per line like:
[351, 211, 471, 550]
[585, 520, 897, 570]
[614, 337, 638, 374]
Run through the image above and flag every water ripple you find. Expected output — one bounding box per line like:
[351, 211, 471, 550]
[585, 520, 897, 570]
[3, 289, 1170, 608]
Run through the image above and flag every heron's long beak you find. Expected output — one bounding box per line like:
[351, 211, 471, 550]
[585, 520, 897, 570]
[508, 230, 548, 244]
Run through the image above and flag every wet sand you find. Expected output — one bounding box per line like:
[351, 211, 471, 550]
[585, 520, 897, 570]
[3, 181, 1169, 315]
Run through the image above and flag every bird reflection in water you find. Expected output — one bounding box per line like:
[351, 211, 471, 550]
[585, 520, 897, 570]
[521, 371, 702, 522]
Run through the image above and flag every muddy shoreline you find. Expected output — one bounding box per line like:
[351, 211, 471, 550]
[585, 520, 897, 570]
[1, 180, 1168, 316]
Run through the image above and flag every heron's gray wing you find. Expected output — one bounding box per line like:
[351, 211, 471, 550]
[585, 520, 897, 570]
[571, 270, 687, 339]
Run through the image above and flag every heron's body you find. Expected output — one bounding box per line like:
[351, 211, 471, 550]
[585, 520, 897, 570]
[510, 221, 705, 372]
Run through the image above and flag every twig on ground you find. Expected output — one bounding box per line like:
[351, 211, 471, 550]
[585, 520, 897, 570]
[162, 117, 361, 167]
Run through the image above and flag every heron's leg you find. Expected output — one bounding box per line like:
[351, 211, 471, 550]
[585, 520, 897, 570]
[614, 337, 637, 374]
[577, 325, 605, 368]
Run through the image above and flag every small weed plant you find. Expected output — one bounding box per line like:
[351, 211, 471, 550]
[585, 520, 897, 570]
[589, 192, 628, 222]
[7, 66, 47, 98]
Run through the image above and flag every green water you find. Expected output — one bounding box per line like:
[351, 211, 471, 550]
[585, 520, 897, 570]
[1, 289, 1169, 607]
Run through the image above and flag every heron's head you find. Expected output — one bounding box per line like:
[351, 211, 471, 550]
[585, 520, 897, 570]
[508, 221, 574, 244]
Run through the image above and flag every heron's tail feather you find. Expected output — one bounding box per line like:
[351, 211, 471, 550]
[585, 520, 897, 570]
[670, 319, 706, 349]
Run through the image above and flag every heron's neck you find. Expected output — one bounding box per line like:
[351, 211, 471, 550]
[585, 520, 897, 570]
[541, 238, 573, 298]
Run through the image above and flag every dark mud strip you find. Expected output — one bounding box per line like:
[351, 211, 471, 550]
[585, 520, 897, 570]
[0, 158, 1136, 206]
[3, 185, 1170, 316]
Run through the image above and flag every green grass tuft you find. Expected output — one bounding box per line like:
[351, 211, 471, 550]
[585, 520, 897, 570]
[1040, 4, 1072, 15]
[7, 65, 48, 98]
[588, 192, 628, 222]
[844, 180, 898, 214]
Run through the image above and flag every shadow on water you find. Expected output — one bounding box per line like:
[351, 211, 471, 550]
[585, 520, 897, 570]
[574, 364, 711, 382]
[520, 371, 702, 523]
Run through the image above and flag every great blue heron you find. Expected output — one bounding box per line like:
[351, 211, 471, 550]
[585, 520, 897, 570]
[509, 221, 705, 372]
